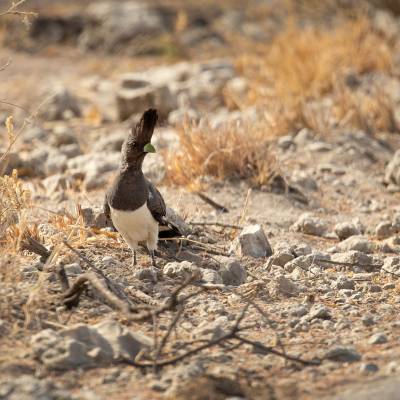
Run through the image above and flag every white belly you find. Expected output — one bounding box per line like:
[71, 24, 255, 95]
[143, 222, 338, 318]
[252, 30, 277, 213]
[110, 204, 159, 251]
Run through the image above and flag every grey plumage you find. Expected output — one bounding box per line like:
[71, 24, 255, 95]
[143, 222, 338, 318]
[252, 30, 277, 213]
[104, 109, 179, 266]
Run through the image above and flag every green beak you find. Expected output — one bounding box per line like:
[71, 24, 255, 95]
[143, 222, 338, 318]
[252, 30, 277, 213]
[143, 143, 156, 153]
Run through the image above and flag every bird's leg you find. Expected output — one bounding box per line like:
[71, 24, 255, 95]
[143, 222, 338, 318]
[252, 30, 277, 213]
[149, 249, 157, 267]
[132, 250, 137, 267]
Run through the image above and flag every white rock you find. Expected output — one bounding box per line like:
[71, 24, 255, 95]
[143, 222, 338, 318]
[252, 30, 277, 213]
[116, 82, 176, 121]
[217, 257, 247, 286]
[39, 87, 81, 121]
[375, 222, 394, 239]
[332, 276, 355, 290]
[334, 222, 361, 241]
[64, 263, 82, 276]
[200, 269, 223, 284]
[163, 261, 201, 280]
[385, 149, 400, 186]
[369, 332, 388, 345]
[31, 320, 152, 370]
[308, 304, 331, 320]
[291, 213, 327, 237]
[383, 256, 400, 275]
[324, 346, 361, 362]
[274, 275, 299, 296]
[234, 224, 272, 258]
[338, 236, 375, 254]
[270, 250, 294, 267]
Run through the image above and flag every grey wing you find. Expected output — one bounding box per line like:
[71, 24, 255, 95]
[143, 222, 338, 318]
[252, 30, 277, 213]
[147, 181, 166, 225]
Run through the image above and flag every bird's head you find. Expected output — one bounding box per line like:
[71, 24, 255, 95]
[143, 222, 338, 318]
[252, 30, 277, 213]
[121, 109, 158, 170]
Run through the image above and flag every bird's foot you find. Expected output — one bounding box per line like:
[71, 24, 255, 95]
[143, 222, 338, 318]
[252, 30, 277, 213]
[149, 250, 157, 268]
[132, 251, 137, 267]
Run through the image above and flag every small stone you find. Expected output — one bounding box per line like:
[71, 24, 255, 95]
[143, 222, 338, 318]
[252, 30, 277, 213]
[383, 283, 396, 290]
[217, 257, 247, 286]
[134, 267, 159, 282]
[44, 151, 68, 175]
[292, 243, 312, 256]
[291, 213, 327, 237]
[360, 363, 379, 374]
[375, 221, 394, 239]
[193, 316, 230, 341]
[64, 263, 82, 276]
[234, 224, 272, 258]
[284, 255, 313, 273]
[308, 304, 331, 320]
[270, 250, 294, 267]
[369, 332, 388, 344]
[102, 256, 121, 267]
[31, 320, 152, 370]
[200, 269, 223, 284]
[386, 361, 399, 374]
[332, 276, 355, 290]
[369, 284, 382, 293]
[0, 319, 8, 336]
[40, 87, 81, 121]
[338, 236, 375, 254]
[278, 135, 294, 150]
[163, 261, 201, 280]
[334, 222, 361, 241]
[289, 304, 309, 317]
[274, 275, 299, 296]
[41, 174, 70, 194]
[324, 346, 361, 362]
[116, 81, 176, 121]
[385, 149, 400, 187]
[59, 143, 81, 158]
[361, 314, 376, 326]
[383, 257, 400, 275]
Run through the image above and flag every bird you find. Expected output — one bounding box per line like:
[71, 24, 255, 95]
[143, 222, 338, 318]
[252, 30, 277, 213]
[104, 109, 174, 267]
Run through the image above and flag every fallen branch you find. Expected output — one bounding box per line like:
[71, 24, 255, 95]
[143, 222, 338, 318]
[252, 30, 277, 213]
[188, 221, 242, 229]
[381, 268, 400, 278]
[62, 240, 131, 304]
[63, 271, 131, 311]
[20, 235, 50, 263]
[0, 0, 37, 19]
[234, 336, 320, 366]
[195, 192, 229, 213]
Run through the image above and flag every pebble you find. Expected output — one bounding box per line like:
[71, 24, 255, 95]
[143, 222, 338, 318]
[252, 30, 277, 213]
[332, 275, 355, 290]
[338, 236, 375, 254]
[360, 363, 379, 374]
[369, 332, 388, 344]
[324, 346, 361, 362]
[375, 221, 394, 239]
[334, 222, 361, 241]
[291, 213, 327, 237]
[134, 267, 159, 282]
[308, 304, 332, 320]
[218, 257, 247, 286]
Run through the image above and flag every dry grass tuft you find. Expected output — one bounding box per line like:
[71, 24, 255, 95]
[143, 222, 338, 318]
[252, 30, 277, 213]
[164, 119, 279, 189]
[239, 16, 393, 106]
[165, 14, 396, 188]
[0, 169, 31, 241]
[334, 80, 399, 133]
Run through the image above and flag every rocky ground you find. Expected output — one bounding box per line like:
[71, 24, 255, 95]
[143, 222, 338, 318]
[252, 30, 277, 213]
[1, 1, 400, 399]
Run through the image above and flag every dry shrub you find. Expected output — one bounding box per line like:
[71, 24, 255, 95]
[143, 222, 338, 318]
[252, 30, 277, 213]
[165, 14, 395, 187]
[239, 16, 393, 107]
[0, 169, 31, 241]
[334, 80, 399, 133]
[165, 119, 279, 188]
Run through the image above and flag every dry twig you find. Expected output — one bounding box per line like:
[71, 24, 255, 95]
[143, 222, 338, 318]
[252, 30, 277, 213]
[195, 192, 229, 213]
